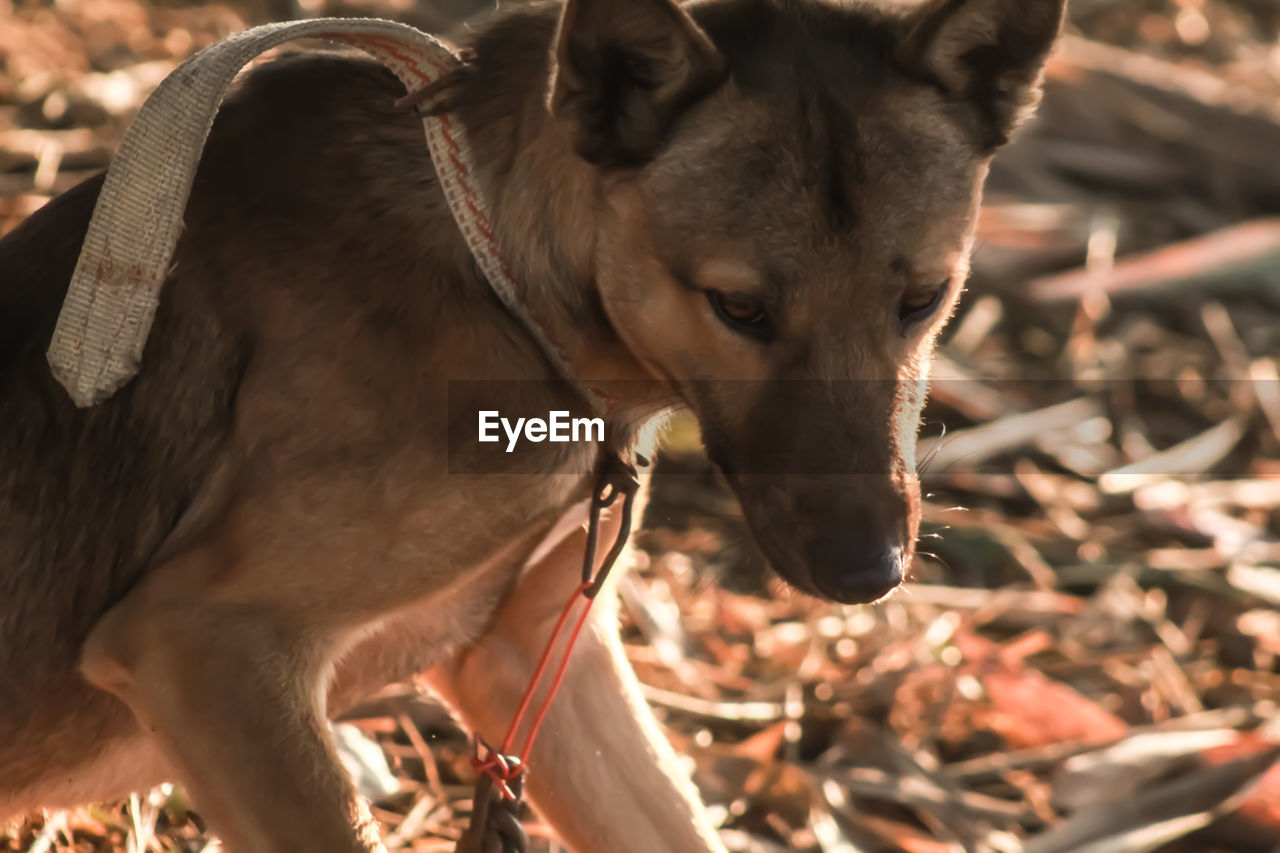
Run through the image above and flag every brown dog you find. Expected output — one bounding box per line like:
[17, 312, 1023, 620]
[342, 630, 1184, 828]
[0, 0, 1065, 849]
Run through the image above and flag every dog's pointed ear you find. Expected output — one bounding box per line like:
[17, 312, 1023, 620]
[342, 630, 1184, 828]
[548, 0, 727, 167]
[899, 0, 1066, 150]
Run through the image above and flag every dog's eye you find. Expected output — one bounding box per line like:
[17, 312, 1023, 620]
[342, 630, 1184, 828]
[708, 290, 772, 339]
[898, 284, 946, 335]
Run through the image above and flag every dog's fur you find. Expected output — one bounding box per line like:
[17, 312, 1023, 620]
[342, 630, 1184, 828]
[0, 0, 1064, 849]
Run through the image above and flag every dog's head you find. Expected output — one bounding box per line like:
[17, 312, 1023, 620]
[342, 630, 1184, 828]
[548, 0, 1065, 603]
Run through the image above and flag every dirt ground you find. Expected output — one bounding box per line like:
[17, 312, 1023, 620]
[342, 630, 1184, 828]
[3, 0, 1280, 850]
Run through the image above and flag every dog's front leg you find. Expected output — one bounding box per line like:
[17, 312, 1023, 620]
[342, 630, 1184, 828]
[80, 547, 383, 853]
[428, 510, 727, 853]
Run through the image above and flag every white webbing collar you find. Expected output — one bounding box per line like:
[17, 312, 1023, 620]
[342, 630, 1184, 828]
[46, 18, 603, 414]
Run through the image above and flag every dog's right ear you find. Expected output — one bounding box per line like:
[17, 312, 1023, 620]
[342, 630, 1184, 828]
[548, 0, 727, 167]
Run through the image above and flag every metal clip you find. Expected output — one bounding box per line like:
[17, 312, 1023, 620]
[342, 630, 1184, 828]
[581, 453, 640, 599]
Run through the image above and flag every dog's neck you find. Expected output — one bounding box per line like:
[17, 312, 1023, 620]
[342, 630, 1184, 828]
[449, 7, 678, 437]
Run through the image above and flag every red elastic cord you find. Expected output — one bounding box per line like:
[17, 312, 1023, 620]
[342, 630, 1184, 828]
[516, 589, 598, 768]
[470, 579, 594, 799]
[467, 456, 639, 806]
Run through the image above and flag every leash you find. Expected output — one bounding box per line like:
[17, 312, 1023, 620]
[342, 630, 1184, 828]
[44, 18, 641, 849]
[458, 454, 639, 853]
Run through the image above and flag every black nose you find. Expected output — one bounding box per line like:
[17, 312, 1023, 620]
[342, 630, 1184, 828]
[807, 537, 905, 604]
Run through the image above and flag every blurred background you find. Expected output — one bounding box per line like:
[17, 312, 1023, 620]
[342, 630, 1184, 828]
[3, 0, 1280, 850]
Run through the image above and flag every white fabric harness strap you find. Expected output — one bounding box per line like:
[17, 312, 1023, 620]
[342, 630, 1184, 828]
[46, 18, 600, 413]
